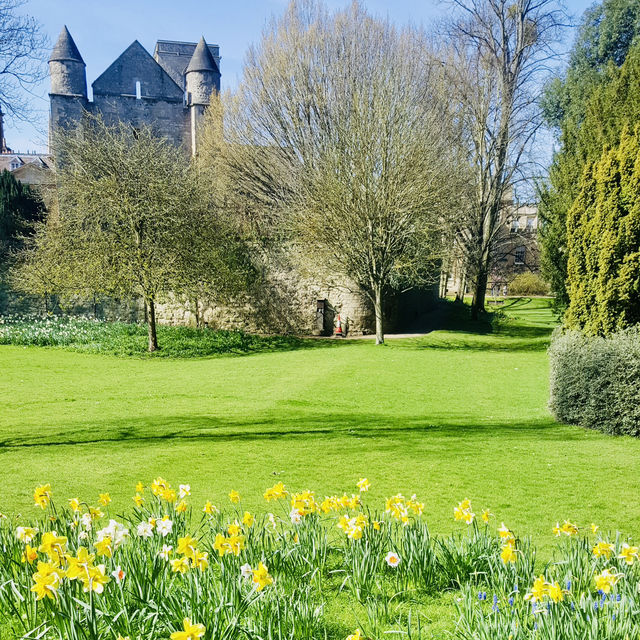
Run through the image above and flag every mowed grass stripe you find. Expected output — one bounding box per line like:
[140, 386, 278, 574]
[1, 298, 639, 552]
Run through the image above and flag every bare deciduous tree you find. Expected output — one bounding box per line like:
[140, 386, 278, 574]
[444, 0, 565, 318]
[207, 0, 465, 344]
[0, 0, 47, 120]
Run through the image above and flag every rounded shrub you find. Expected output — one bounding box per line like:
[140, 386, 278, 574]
[508, 272, 550, 296]
[549, 326, 640, 436]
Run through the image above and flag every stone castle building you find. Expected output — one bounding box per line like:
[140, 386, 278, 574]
[43, 27, 437, 335]
[49, 26, 220, 156]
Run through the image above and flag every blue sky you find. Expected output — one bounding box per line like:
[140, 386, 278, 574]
[10, 0, 596, 153]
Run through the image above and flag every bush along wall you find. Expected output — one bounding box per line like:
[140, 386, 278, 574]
[549, 327, 640, 436]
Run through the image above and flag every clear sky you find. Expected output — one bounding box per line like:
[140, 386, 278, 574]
[9, 0, 596, 153]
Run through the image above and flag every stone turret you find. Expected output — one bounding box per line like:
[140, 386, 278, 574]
[49, 26, 87, 98]
[185, 37, 220, 105]
[185, 37, 219, 155]
[49, 26, 87, 150]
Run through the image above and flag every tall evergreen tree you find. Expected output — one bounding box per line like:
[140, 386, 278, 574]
[0, 169, 44, 275]
[565, 126, 640, 335]
[539, 0, 640, 306]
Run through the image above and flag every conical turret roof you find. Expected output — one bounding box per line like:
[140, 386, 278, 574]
[186, 37, 218, 73]
[50, 26, 84, 64]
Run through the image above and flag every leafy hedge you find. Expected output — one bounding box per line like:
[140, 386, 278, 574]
[549, 327, 640, 436]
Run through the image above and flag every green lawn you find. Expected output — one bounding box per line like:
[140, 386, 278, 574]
[1, 297, 639, 551]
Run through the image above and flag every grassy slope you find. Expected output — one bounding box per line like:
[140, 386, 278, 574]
[1, 297, 639, 552]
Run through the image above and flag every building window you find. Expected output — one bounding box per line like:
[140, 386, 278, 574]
[526, 217, 535, 231]
[135, 80, 141, 100]
[514, 246, 526, 265]
[510, 217, 519, 233]
[9, 160, 19, 170]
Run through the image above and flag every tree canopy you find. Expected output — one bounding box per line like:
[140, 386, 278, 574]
[18, 116, 252, 350]
[565, 125, 640, 335]
[539, 0, 640, 306]
[0, 169, 44, 276]
[204, 0, 464, 343]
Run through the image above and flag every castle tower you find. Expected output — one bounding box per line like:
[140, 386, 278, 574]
[185, 37, 220, 155]
[49, 26, 87, 149]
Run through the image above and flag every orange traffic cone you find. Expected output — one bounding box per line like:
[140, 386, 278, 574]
[335, 314, 343, 337]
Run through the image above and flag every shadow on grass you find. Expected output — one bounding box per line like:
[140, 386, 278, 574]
[0, 411, 588, 450]
[389, 297, 556, 352]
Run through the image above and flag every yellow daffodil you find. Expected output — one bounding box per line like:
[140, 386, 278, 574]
[170, 618, 206, 640]
[94, 536, 113, 558]
[453, 499, 474, 524]
[98, 493, 111, 507]
[191, 549, 209, 571]
[546, 581, 564, 603]
[560, 520, 578, 536]
[229, 490, 240, 504]
[16, 526, 38, 544]
[68, 498, 80, 512]
[21, 544, 38, 564]
[151, 477, 168, 496]
[170, 556, 190, 574]
[203, 501, 218, 515]
[38, 531, 67, 565]
[177, 536, 197, 560]
[407, 495, 424, 515]
[591, 523, 599, 534]
[133, 493, 144, 507]
[30, 561, 61, 600]
[592, 541, 614, 559]
[66, 547, 95, 580]
[386, 494, 410, 525]
[500, 544, 517, 564]
[81, 563, 110, 594]
[135, 482, 145, 493]
[34, 484, 52, 509]
[162, 487, 177, 503]
[290, 490, 317, 516]
[175, 500, 188, 514]
[356, 478, 370, 492]
[89, 506, 104, 520]
[594, 568, 620, 594]
[481, 509, 492, 523]
[252, 561, 273, 591]
[242, 511, 254, 527]
[227, 521, 242, 536]
[618, 543, 639, 565]
[264, 481, 288, 501]
[524, 575, 547, 602]
[346, 630, 363, 640]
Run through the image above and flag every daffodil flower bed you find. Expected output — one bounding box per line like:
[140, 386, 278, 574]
[0, 315, 309, 357]
[1, 482, 639, 639]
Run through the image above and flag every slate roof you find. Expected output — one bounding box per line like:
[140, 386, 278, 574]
[186, 37, 219, 74]
[154, 39, 220, 87]
[49, 26, 84, 64]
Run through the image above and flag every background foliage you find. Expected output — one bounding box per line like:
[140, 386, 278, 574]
[539, 0, 640, 307]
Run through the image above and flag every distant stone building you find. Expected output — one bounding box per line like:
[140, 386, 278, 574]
[489, 202, 541, 294]
[445, 199, 542, 298]
[49, 26, 220, 156]
[0, 107, 54, 191]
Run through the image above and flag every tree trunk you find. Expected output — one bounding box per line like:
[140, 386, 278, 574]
[471, 268, 488, 320]
[373, 285, 384, 345]
[146, 298, 159, 352]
